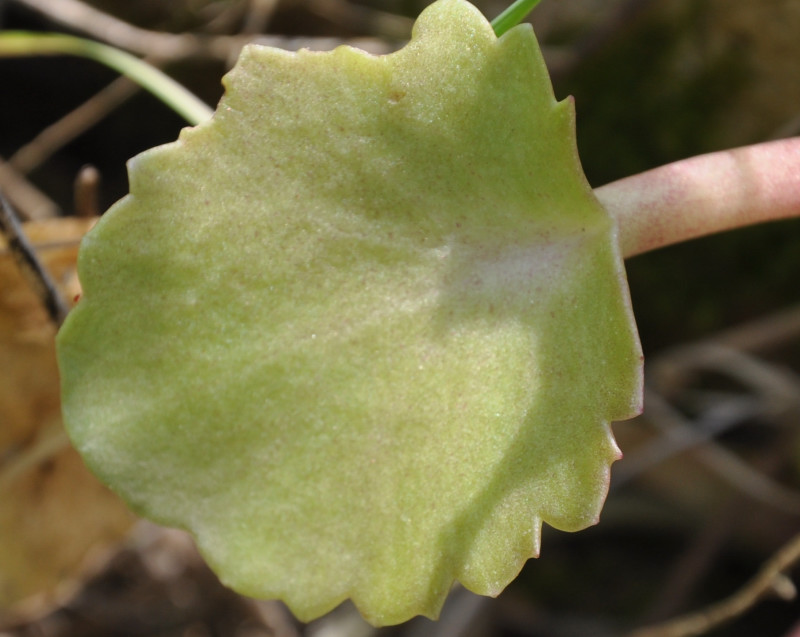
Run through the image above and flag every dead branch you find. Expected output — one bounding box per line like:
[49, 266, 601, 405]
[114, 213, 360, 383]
[0, 192, 69, 325]
[9, 76, 139, 176]
[628, 531, 800, 637]
[11, 0, 397, 61]
[0, 158, 60, 220]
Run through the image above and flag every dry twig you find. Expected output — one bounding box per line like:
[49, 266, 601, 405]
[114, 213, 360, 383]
[628, 531, 800, 637]
[241, 0, 282, 34]
[690, 304, 800, 356]
[0, 157, 60, 220]
[13, 0, 228, 59]
[304, 0, 413, 40]
[651, 343, 800, 407]
[8, 75, 140, 176]
[626, 388, 800, 515]
[73, 165, 101, 218]
[0, 192, 69, 325]
[11, 0, 397, 61]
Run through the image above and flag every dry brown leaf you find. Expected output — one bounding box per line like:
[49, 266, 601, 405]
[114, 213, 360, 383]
[0, 217, 133, 625]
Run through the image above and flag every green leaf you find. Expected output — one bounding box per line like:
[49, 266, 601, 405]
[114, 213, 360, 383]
[57, 0, 642, 625]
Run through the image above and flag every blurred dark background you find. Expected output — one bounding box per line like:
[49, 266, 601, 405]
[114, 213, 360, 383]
[2, 1, 800, 636]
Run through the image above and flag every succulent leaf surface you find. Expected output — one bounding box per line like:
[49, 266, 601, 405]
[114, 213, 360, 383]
[58, 0, 643, 624]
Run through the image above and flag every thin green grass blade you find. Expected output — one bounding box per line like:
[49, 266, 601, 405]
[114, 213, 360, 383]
[491, 0, 544, 36]
[0, 32, 212, 125]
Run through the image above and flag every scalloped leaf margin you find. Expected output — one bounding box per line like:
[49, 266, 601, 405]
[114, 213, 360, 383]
[57, 0, 643, 626]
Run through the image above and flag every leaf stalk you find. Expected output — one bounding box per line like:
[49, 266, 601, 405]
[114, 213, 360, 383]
[595, 137, 800, 258]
